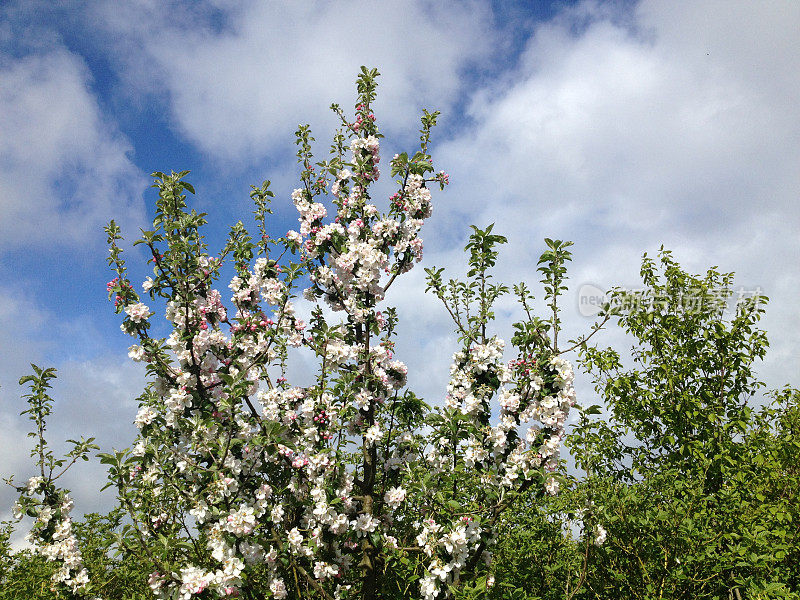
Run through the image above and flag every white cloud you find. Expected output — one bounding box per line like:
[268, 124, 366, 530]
[0, 48, 147, 250]
[98, 0, 494, 164]
[420, 0, 800, 394]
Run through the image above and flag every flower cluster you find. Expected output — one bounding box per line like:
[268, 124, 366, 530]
[13, 477, 89, 594]
[594, 523, 608, 546]
[416, 516, 487, 600]
[413, 338, 576, 599]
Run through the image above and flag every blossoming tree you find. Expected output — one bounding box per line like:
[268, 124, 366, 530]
[12, 68, 596, 600]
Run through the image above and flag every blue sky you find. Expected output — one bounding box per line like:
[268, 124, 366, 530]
[2, 0, 799, 531]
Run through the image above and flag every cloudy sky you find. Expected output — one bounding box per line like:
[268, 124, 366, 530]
[2, 0, 799, 534]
